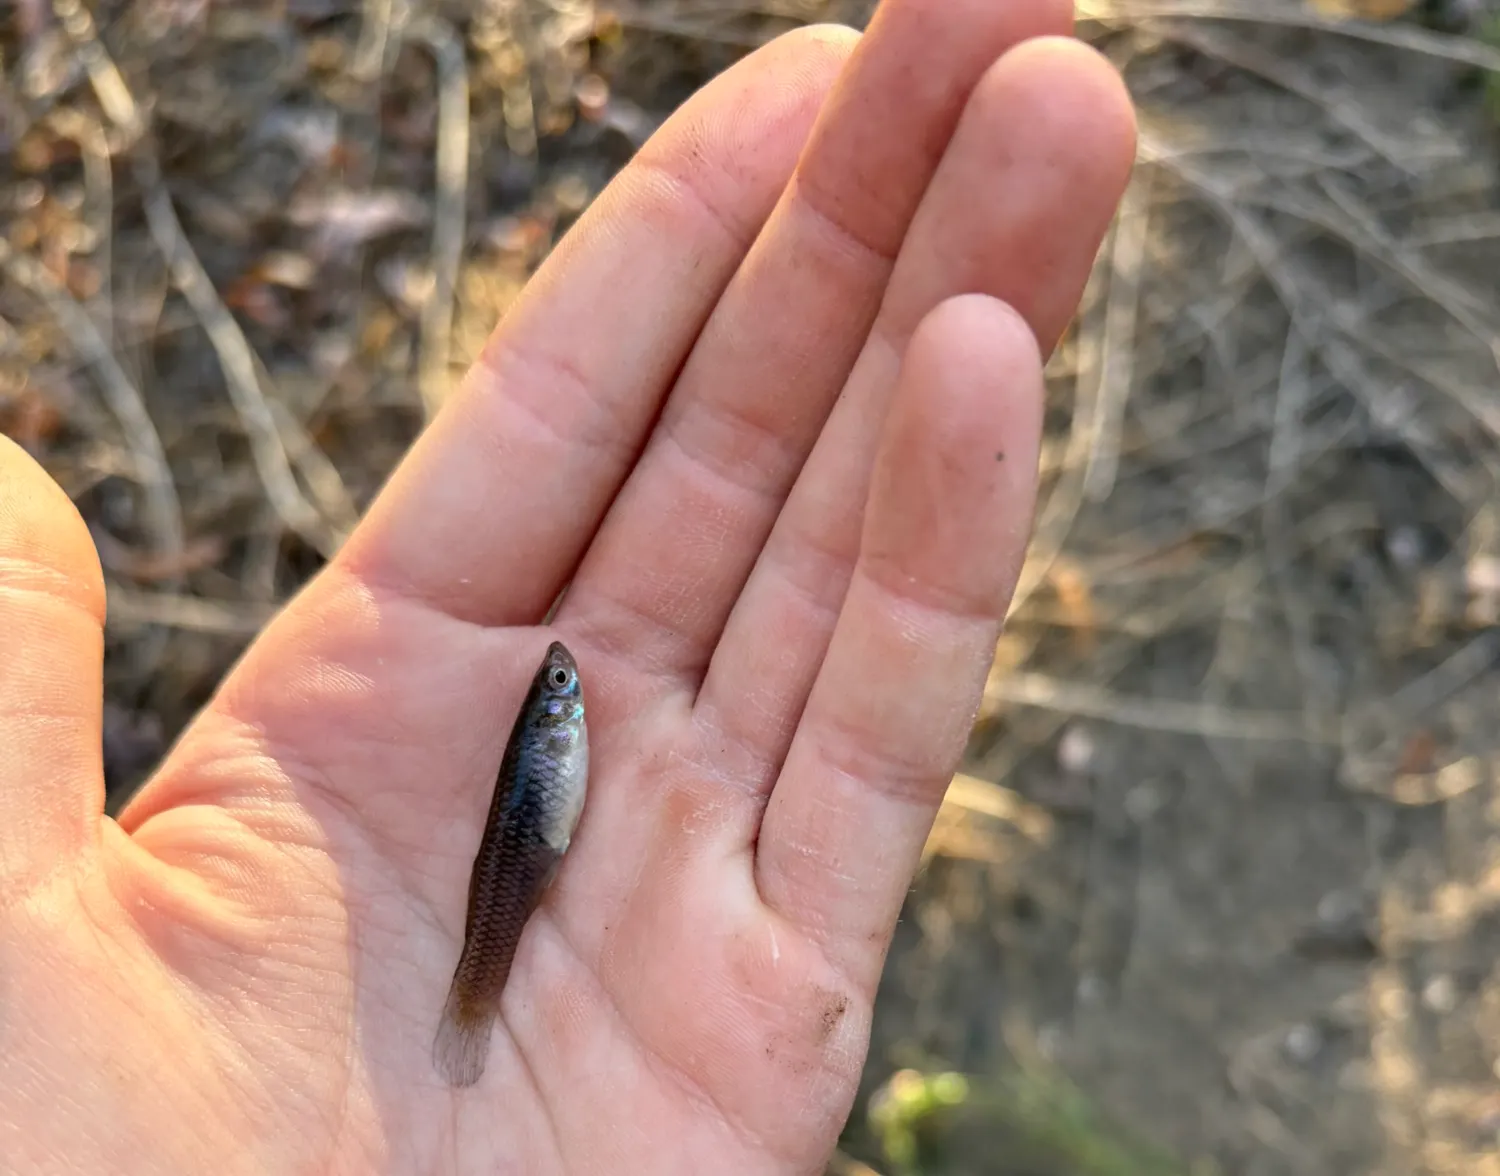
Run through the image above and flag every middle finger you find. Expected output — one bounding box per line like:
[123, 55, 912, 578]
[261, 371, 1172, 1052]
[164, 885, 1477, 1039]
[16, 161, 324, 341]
[697, 35, 1138, 791]
[555, 0, 1073, 688]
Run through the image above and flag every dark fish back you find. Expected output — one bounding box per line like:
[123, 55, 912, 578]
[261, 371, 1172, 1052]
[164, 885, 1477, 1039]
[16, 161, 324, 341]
[433, 641, 588, 1088]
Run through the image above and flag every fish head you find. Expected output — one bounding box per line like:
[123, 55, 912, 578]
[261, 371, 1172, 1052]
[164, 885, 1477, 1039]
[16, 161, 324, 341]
[529, 640, 589, 851]
[532, 640, 586, 737]
[537, 641, 582, 706]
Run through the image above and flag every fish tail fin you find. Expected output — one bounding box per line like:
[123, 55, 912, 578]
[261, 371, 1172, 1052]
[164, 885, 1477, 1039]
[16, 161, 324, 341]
[432, 980, 495, 1088]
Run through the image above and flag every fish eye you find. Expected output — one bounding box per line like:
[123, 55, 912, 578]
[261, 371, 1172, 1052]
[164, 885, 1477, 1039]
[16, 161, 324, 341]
[549, 666, 571, 690]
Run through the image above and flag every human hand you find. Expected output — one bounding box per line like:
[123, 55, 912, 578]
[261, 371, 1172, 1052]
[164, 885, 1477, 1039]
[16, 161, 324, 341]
[0, 1, 1134, 1171]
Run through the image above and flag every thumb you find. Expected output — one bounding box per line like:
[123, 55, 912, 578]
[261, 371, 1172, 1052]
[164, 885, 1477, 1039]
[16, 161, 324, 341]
[0, 435, 106, 891]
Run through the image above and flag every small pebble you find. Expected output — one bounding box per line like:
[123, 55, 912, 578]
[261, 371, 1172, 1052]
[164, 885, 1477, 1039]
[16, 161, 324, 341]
[310, 332, 353, 377]
[576, 74, 610, 121]
[1076, 973, 1107, 1007]
[1422, 975, 1457, 1014]
[1385, 524, 1426, 570]
[1057, 724, 1095, 775]
[1284, 1023, 1321, 1064]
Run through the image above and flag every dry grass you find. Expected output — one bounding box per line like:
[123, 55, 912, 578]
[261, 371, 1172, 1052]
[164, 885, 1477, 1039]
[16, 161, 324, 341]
[7, 1, 1500, 1173]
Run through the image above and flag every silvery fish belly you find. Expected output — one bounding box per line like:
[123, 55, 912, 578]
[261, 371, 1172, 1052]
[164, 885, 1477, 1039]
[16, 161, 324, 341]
[432, 640, 590, 1088]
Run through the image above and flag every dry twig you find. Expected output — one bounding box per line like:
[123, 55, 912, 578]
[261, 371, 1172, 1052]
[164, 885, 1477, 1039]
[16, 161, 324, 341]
[50, 0, 355, 557]
[0, 237, 185, 581]
[402, 13, 472, 422]
[1078, 0, 1500, 72]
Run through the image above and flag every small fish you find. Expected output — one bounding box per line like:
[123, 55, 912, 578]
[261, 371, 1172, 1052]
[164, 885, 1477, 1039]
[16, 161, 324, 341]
[433, 640, 590, 1087]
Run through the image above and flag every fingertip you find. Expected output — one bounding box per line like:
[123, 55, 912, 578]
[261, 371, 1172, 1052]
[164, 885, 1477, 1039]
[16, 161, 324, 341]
[0, 434, 107, 888]
[866, 0, 1076, 59]
[795, 0, 1079, 261]
[0, 434, 106, 624]
[908, 292, 1043, 381]
[935, 34, 1136, 354]
[983, 33, 1139, 193]
[866, 293, 1045, 611]
[778, 20, 864, 60]
[899, 292, 1044, 469]
[636, 19, 859, 184]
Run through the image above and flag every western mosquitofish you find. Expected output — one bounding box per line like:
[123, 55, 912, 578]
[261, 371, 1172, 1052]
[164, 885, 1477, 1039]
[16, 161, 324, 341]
[433, 640, 589, 1087]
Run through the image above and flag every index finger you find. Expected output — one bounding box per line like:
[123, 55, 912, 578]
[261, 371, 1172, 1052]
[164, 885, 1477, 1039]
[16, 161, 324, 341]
[337, 25, 861, 629]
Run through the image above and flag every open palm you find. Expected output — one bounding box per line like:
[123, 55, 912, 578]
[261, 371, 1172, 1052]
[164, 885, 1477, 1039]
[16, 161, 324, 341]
[0, 2, 1134, 1172]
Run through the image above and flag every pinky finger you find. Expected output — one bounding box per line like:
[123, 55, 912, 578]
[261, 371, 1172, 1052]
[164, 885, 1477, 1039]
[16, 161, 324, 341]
[753, 293, 1044, 989]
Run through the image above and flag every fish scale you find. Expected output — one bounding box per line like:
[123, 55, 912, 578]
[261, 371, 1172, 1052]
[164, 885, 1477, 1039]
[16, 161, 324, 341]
[433, 640, 590, 1088]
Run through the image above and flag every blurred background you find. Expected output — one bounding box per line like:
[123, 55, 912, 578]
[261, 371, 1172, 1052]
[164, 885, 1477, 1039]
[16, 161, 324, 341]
[5, 0, 1500, 1172]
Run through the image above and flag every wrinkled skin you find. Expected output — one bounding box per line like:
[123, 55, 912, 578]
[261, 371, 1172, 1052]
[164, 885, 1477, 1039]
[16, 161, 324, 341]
[0, 2, 1135, 1172]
